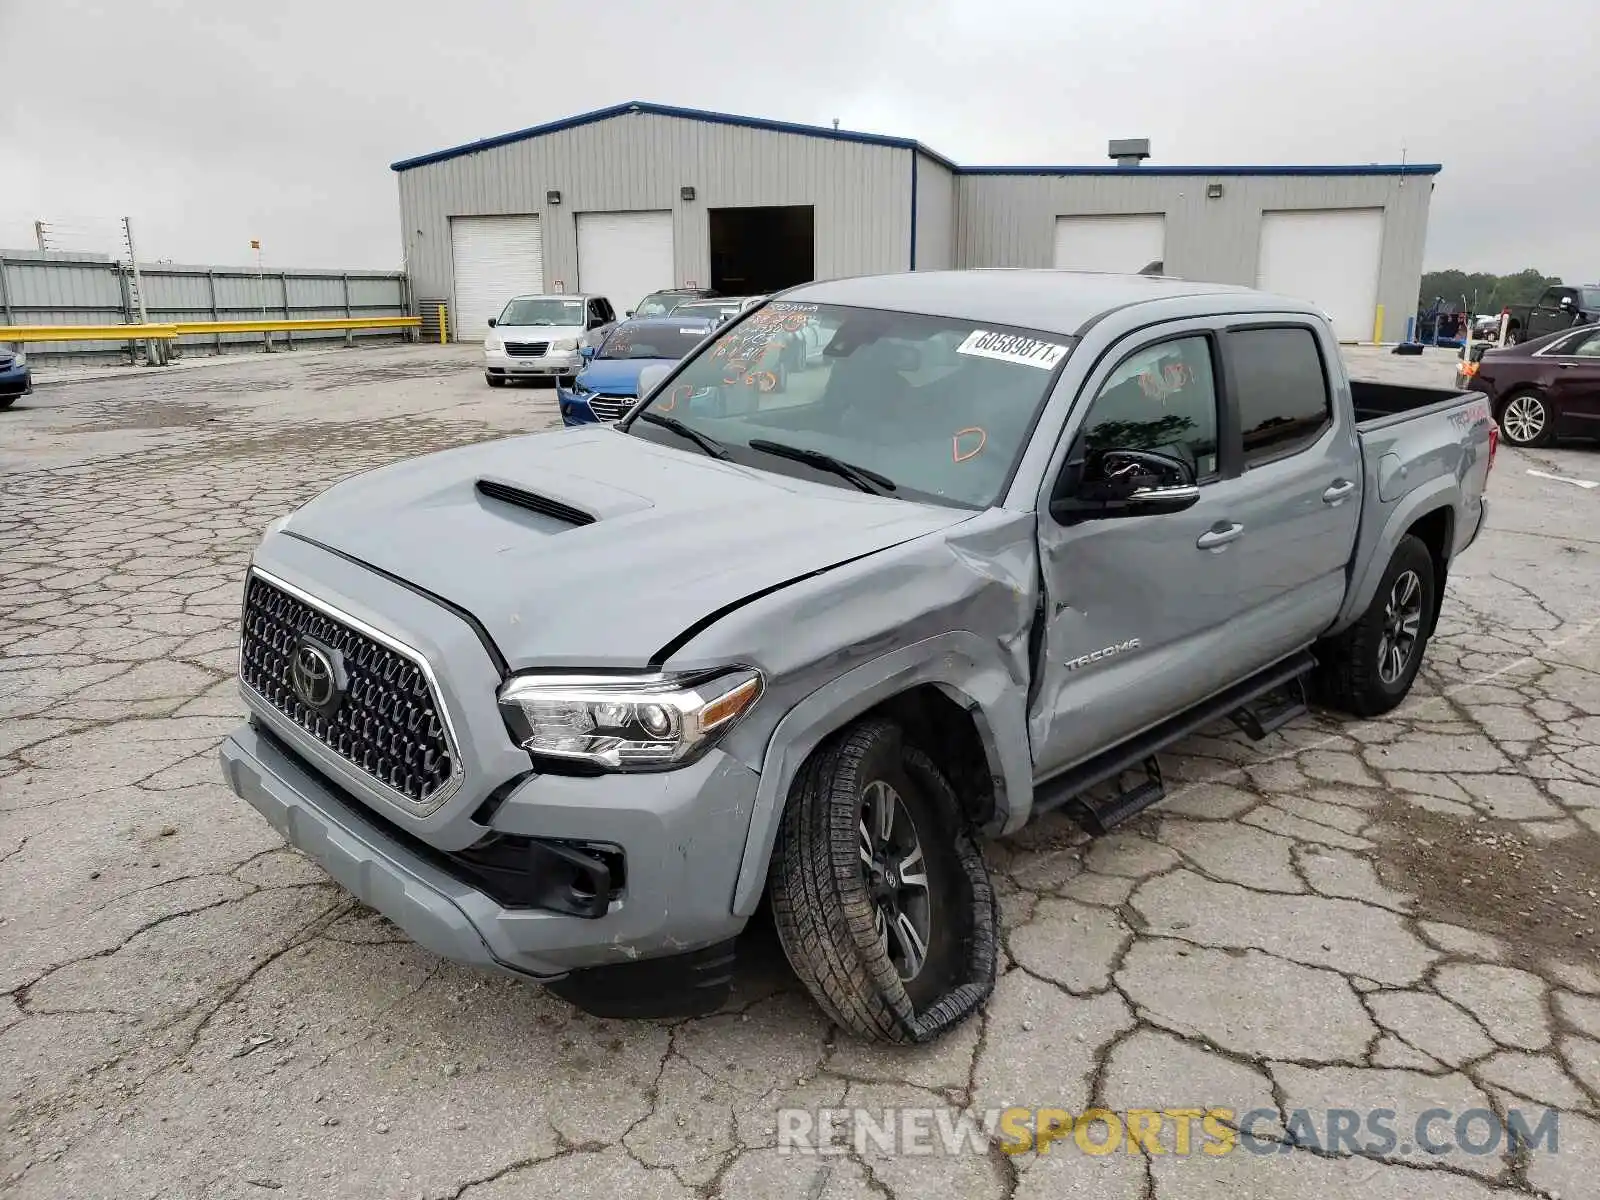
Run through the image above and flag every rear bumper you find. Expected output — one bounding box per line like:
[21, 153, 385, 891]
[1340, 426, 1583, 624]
[219, 721, 757, 979]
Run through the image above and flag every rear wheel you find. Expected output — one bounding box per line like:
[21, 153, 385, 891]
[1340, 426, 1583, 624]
[1317, 535, 1436, 716]
[769, 719, 997, 1043]
[1504, 328, 1522, 346]
[1498, 389, 1553, 447]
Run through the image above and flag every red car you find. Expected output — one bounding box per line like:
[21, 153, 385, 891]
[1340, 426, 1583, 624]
[1457, 324, 1600, 447]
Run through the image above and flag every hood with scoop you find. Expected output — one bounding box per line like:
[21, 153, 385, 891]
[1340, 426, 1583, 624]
[277, 426, 971, 668]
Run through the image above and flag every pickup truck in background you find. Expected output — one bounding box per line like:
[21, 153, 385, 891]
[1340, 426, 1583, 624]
[1500, 283, 1600, 345]
[220, 271, 1495, 1044]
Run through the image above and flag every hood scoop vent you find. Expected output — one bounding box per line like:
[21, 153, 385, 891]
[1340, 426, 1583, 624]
[476, 479, 595, 527]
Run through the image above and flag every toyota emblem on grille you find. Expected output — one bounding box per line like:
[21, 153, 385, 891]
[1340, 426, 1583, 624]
[289, 638, 345, 716]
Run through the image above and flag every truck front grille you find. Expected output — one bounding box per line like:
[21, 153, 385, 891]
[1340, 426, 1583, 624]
[504, 341, 550, 358]
[587, 393, 634, 421]
[239, 571, 460, 813]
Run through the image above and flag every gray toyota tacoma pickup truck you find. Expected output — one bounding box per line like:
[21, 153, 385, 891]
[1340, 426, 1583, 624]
[220, 271, 1496, 1043]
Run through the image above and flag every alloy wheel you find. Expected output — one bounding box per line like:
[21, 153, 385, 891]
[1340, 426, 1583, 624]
[1502, 395, 1546, 444]
[858, 780, 932, 981]
[1377, 569, 1424, 684]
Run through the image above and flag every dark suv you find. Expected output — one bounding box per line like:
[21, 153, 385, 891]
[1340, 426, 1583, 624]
[1502, 284, 1600, 345]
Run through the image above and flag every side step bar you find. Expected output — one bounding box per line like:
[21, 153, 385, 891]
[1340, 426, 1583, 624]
[1032, 650, 1317, 831]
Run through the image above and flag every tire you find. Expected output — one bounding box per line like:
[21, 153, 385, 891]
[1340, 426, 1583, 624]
[0, 395, 15, 411]
[485, 374, 506, 388]
[1317, 535, 1436, 717]
[1497, 389, 1554, 447]
[769, 719, 997, 1044]
[1504, 328, 1521, 346]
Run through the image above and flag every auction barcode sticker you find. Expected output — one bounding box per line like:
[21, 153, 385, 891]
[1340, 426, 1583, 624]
[956, 330, 1069, 370]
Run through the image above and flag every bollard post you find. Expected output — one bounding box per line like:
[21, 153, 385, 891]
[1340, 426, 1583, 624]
[438, 304, 447, 345]
[1372, 304, 1385, 345]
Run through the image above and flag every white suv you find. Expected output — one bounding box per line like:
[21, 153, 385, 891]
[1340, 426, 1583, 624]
[483, 294, 616, 387]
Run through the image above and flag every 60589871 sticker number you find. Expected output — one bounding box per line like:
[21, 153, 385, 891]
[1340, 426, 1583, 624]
[956, 330, 1069, 370]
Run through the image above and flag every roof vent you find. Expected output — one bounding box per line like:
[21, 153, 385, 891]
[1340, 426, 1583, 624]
[1109, 138, 1150, 168]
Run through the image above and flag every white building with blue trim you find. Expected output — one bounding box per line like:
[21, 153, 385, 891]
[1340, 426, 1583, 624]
[393, 101, 1438, 344]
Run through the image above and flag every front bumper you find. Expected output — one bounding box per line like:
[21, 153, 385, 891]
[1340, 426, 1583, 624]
[555, 384, 602, 426]
[0, 365, 32, 397]
[483, 347, 579, 379]
[220, 721, 758, 979]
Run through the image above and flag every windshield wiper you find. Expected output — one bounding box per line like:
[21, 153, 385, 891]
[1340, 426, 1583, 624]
[747, 439, 897, 495]
[637, 411, 731, 459]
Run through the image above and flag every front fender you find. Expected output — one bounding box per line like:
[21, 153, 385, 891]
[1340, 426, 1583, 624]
[728, 631, 1031, 917]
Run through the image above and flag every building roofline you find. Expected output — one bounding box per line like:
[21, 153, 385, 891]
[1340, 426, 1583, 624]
[955, 163, 1442, 177]
[389, 100, 1441, 181]
[390, 100, 961, 172]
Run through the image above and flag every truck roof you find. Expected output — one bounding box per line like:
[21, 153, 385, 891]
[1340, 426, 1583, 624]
[787, 269, 1312, 337]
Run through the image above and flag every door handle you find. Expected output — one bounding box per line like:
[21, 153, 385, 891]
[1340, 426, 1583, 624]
[1557, 362, 1575, 369]
[1322, 479, 1357, 504]
[1196, 522, 1244, 550]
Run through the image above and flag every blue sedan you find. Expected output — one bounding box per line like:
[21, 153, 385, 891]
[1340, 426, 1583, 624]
[0, 347, 32, 409]
[556, 317, 715, 426]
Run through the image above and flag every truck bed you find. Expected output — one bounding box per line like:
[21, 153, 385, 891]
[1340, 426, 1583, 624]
[1350, 379, 1480, 430]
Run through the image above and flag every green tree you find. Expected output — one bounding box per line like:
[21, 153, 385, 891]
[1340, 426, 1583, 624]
[1416, 268, 1563, 315]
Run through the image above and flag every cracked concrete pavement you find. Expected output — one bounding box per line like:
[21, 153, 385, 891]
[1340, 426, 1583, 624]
[2, 342, 1598, 1199]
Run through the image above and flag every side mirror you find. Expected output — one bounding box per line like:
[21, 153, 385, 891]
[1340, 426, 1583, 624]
[487, 318, 497, 328]
[579, 345, 596, 361]
[625, 310, 635, 318]
[1050, 448, 1201, 523]
[1559, 296, 1575, 311]
[636, 363, 673, 398]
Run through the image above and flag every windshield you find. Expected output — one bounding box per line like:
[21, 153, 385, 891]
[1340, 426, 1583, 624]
[634, 292, 696, 318]
[498, 297, 585, 327]
[624, 301, 1073, 508]
[597, 324, 709, 360]
[1582, 289, 1600, 312]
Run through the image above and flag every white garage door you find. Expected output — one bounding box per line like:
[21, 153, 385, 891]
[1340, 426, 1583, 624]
[450, 215, 543, 342]
[577, 211, 674, 317]
[1053, 214, 1166, 274]
[1257, 209, 1384, 343]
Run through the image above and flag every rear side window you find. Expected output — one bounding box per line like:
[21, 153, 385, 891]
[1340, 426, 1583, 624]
[1229, 327, 1332, 466]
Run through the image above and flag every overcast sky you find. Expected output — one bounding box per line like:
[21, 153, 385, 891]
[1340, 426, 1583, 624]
[1, 0, 1593, 281]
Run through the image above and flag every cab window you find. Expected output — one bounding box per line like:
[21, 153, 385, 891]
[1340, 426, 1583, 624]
[1228, 326, 1333, 466]
[1077, 336, 1220, 480]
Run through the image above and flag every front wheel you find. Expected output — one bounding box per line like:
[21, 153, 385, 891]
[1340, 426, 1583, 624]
[1317, 535, 1436, 717]
[769, 720, 997, 1044]
[1498, 389, 1554, 447]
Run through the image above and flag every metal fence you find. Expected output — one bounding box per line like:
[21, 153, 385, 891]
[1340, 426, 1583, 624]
[0, 250, 411, 365]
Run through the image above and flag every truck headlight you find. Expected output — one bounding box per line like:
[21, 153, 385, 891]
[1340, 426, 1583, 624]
[497, 669, 762, 770]
[551, 337, 581, 352]
[485, 336, 502, 351]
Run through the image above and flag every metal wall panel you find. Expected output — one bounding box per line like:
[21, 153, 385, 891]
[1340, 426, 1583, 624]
[396, 110, 914, 315]
[0, 252, 408, 363]
[913, 153, 955, 270]
[954, 172, 1434, 341]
